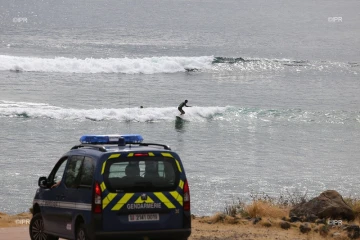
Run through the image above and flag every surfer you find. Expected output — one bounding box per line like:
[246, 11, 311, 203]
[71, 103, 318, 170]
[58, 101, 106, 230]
[178, 100, 191, 115]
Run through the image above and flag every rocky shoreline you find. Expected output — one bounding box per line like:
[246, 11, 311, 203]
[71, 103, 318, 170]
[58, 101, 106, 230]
[192, 190, 360, 239]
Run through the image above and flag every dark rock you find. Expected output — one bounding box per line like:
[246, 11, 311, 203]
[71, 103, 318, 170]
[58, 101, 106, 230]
[184, 68, 199, 72]
[315, 218, 326, 225]
[280, 221, 291, 230]
[290, 190, 355, 221]
[290, 216, 301, 222]
[346, 225, 360, 231]
[305, 214, 318, 223]
[346, 225, 360, 239]
[252, 217, 262, 224]
[299, 222, 311, 234]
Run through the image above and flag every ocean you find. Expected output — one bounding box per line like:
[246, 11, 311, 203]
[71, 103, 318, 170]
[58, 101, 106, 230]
[0, 0, 359, 216]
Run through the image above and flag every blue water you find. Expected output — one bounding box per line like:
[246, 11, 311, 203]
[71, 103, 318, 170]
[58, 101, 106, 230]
[0, 0, 359, 216]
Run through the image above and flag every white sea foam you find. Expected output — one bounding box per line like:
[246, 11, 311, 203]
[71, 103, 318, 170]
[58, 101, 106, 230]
[0, 100, 357, 124]
[0, 55, 213, 74]
[0, 54, 356, 74]
[0, 100, 227, 122]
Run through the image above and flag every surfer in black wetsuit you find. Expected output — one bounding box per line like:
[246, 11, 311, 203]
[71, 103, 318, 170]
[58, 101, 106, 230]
[178, 100, 191, 115]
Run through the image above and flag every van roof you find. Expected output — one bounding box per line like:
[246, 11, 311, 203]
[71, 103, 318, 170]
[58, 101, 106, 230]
[71, 142, 171, 153]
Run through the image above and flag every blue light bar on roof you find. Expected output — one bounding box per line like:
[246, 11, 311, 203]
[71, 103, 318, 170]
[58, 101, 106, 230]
[79, 134, 143, 144]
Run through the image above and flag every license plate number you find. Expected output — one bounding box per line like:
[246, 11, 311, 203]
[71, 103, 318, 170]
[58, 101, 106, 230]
[128, 213, 159, 222]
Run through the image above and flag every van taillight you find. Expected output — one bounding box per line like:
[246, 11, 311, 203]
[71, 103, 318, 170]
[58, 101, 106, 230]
[134, 153, 149, 157]
[183, 180, 190, 211]
[93, 182, 102, 213]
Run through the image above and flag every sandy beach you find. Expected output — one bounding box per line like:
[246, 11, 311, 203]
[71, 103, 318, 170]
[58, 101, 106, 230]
[0, 212, 346, 240]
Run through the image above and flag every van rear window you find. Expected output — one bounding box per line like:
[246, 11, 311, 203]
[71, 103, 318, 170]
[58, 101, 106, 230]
[104, 157, 179, 192]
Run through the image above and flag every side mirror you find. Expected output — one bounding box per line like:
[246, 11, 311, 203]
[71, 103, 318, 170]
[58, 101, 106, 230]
[38, 176, 48, 188]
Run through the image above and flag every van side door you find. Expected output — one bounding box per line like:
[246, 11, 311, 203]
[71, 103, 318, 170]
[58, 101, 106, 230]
[40, 157, 68, 235]
[61, 156, 95, 238]
[56, 155, 85, 237]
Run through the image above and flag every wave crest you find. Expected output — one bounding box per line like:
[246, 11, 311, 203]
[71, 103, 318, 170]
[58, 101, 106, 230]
[0, 100, 358, 124]
[0, 55, 213, 74]
[0, 55, 357, 74]
[0, 100, 226, 122]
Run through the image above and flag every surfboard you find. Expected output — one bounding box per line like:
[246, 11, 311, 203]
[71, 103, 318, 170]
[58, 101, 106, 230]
[176, 115, 188, 121]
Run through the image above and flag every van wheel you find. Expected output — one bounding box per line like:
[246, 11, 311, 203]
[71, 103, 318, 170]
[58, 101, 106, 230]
[76, 224, 90, 240]
[29, 213, 58, 240]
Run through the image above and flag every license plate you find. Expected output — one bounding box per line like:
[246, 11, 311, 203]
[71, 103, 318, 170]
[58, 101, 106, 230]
[128, 213, 159, 222]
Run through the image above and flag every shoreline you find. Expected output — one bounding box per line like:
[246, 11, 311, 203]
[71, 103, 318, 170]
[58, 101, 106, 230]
[0, 212, 356, 240]
[2, 190, 359, 239]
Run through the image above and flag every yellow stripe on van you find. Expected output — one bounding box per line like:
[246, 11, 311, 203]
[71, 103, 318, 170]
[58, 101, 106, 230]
[154, 192, 175, 209]
[170, 191, 183, 206]
[178, 179, 184, 189]
[100, 182, 107, 192]
[127, 153, 134, 157]
[175, 160, 182, 172]
[161, 153, 173, 158]
[148, 152, 155, 156]
[101, 162, 106, 175]
[103, 193, 117, 209]
[112, 193, 134, 211]
[134, 196, 155, 204]
[108, 154, 120, 159]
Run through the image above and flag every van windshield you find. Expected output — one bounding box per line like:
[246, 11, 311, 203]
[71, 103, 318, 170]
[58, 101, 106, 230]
[104, 157, 179, 192]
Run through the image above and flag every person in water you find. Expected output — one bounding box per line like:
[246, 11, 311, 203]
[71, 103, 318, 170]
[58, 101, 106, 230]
[178, 100, 191, 115]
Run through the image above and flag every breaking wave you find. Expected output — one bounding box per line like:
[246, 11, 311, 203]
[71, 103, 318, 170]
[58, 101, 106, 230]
[0, 55, 213, 74]
[0, 100, 225, 122]
[0, 55, 357, 74]
[0, 100, 359, 124]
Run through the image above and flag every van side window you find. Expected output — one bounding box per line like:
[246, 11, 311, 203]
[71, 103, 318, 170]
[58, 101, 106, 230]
[80, 157, 94, 186]
[65, 156, 84, 188]
[50, 157, 68, 186]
